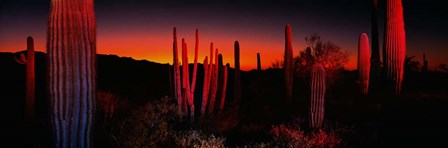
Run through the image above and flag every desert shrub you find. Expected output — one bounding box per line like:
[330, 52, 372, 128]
[97, 91, 131, 119]
[173, 130, 226, 148]
[270, 124, 341, 148]
[104, 96, 177, 147]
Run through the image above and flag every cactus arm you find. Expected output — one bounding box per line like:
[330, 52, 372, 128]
[201, 56, 209, 115]
[14, 53, 26, 64]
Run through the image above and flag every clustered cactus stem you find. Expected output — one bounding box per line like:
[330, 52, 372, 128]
[284, 24, 294, 101]
[358, 33, 371, 95]
[219, 63, 229, 113]
[201, 56, 209, 115]
[383, 0, 406, 95]
[173, 28, 182, 117]
[310, 63, 326, 129]
[173, 28, 199, 122]
[14, 36, 35, 123]
[257, 52, 261, 71]
[208, 48, 219, 114]
[234, 41, 241, 110]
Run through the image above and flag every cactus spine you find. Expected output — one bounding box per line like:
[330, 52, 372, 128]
[284, 24, 294, 100]
[257, 52, 261, 71]
[358, 33, 371, 95]
[310, 63, 326, 129]
[219, 63, 229, 113]
[383, 0, 406, 95]
[234, 41, 241, 109]
[47, 0, 96, 147]
[14, 36, 35, 123]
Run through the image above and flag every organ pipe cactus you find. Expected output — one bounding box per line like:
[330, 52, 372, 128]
[257, 52, 261, 71]
[358, 33, 371, 95]
[310, 63, 326, 129]
[201, 56, 209, 115]
[14, 36, 35, 123]
[208, 48, 219, 114]
[234, 41, 241, 109]
[173, 28, 182, 116]
[201, 43, 214, 115]
[47, 0, 96, 147]
[219, 63, 229, 113]
[284, 24, 294, 100]
[173, 28, 199, 121]
[182, 39, 195, 122]
[383, 0, 406, 95]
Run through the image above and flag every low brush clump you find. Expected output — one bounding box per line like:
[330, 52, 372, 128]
[101, 96, 177, 147]
[173, 130, 226, 148]
[269, 124, 342, 148]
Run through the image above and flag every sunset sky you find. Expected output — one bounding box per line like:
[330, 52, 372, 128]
[1, 0, 447, 70]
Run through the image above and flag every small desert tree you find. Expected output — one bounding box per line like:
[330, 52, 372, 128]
[295, 34, 350, 87]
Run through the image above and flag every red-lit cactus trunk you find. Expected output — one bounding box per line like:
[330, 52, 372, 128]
[173, 28, 182, 117]
[219, 63, 229, 113]
[383, 0, 406, 95]
[310, 64, 325, 129]
[14, 36, 36, 123]
[358, 33, 371, 95]
[284, 24, 294, 101]
[234, 41, 241, 110]
[257, 53, 261, 71]
[47, 0, 96, 147]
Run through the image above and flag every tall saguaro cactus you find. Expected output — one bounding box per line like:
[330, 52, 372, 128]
[234, 41, 241, 109]
[310, 63, 326, 129]
[358, 33, 371, 95]
[383, 0, 406, 95]
[284, 24, 294, 100]
[14, 36, 35, 123]
[370, 0, 381, 93]
[47, 0, 96, 147]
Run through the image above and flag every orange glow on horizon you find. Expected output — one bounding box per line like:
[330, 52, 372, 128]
[3, 29, 446, 72]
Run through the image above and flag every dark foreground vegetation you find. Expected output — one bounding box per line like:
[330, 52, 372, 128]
[1, 52, 447, 147]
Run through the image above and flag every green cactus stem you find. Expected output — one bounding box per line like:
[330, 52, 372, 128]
[219, 63, 229, 113]
[14, 36, 35, 123]
[173, 27, 183, 117]
[47, 0, 96, 147]
[383, 0, 406, 95]
[310, 63, 326, 129]
[208, 48, 219, 114]
[284, 24, 294, 101]
[257, 52, 261, 71]
[358, 33, 371, 95]
[234, 41, 241, 109]
[201, 56, 209, 115]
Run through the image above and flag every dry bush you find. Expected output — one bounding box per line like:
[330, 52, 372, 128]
[270, 124, 341, 148]
[104, 96, 177, 147]
[173, 130, 226, 148]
